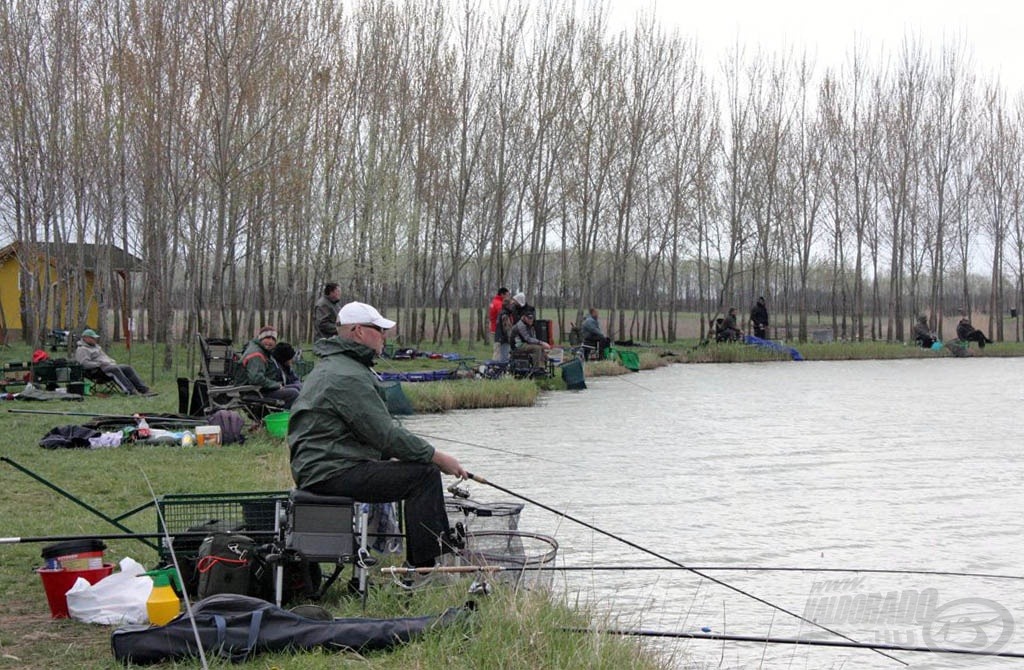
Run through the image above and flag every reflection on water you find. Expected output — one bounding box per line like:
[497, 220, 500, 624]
[405, 358, 1024, 669]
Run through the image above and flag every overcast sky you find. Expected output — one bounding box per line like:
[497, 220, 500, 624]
[605, 0, 1022, 93]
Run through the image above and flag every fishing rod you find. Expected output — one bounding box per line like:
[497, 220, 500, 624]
[467, 472, 907, 666]
[606, 371, 654, 393]
[141, 468, 209, 670]
[414, 432, 564, 465]
[385, 563, 1024, 582]
[0, 531, 276, 545]
[7, 409, 205, 424]
[441, 563, 1024, 581]
[564, 627, 1024, 660]
[1, 456, 161, 552]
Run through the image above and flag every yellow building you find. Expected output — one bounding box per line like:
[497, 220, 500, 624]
[0, 241, 142, 344]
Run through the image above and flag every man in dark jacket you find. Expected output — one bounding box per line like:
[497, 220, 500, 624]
[717, 308, 742, 342]
[288, 301, 468, 568]
[956, 316, 993, 349]
[236, 326, 299, 408]
[749, 297, 769, 339]
[313, 282, 342, 340]
[913, 315, 937, 348]
[494, 295, 517, 363]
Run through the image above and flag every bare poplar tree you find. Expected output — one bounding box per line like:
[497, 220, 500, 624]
[976, 83, 1016, 341]
[921, 42, 974, 338]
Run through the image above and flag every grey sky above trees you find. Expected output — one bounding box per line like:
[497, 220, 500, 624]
[1, 0, 1020, 356]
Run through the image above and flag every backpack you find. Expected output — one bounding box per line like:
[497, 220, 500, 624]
[209, 409, 246, 444]
[196, 533, 259, 600]
[194, 531, 320, 605]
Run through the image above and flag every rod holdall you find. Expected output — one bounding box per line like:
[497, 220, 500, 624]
[110, 594, 474, 664]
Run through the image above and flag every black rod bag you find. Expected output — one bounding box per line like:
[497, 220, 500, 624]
[111, 594, 472, 665]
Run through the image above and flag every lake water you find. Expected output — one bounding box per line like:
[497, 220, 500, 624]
[404, 357, 1024, 669]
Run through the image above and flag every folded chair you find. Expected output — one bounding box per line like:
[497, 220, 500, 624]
[194, 334, 284, 421]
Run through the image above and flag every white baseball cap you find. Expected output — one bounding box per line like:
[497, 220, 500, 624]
[337, 301, 396, 329]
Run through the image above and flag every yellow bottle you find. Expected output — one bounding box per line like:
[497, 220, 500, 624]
[141, 568, 181, 626]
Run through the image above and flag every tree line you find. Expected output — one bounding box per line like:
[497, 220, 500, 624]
[1, 0, 1021, 363]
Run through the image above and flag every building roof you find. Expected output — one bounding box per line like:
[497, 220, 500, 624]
[0, 241, 143, 271]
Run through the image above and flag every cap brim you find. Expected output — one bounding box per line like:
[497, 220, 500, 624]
[373, 318, 396, 329]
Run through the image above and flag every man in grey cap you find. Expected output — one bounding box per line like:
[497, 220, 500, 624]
[74, 329, 156, 396]
[288, 301, 468, 569]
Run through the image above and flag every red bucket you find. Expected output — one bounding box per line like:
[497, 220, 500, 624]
[38, 564, 114, 618]
[41, 539, 106, 571]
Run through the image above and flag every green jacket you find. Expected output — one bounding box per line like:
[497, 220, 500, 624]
[236, 338, 282, 391]
[288, 336, 435, 488]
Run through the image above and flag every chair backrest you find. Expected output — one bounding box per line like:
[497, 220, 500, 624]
[568, 323, 582, 347]
[197, 335, 240, 386]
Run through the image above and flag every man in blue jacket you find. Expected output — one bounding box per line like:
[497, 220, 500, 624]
[288, 302, 467, 569]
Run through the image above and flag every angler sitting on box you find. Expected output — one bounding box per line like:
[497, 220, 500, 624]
[288, 301, 467, 572]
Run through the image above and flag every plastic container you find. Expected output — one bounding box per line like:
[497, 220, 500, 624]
[195, 425, 221, 446]
[38, 564, 114, 618]
[264, 411, 290, 438]
[41, 539, 106, 571]
[141, 568, 182, 625]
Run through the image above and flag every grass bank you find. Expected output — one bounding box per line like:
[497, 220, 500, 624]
[681, 338, 1024, 363]
[0, 401, 665, 669]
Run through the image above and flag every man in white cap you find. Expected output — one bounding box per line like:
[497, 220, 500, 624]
[74, 328, 157, 396]
[288, 301, 468, 570]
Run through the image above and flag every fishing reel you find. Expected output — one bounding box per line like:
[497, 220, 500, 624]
[447, 482, 470, 499]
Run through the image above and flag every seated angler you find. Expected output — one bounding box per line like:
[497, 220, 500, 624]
[236, 326, 300, 408]
[288, 301, 467, 572]
[716, 308, 743, 342]
[956, 316, 993, 349]
[74, 328, 157, 396]
[913, 315, 937, 349]
[271, 341, 303, 393]
[511, 310, 551, 369]
[580, 307, 611, 360]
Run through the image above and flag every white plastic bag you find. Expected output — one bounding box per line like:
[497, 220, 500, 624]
[66, 557, 153, 625]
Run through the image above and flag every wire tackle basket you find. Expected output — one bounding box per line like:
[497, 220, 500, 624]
[155, 491, 287, 561]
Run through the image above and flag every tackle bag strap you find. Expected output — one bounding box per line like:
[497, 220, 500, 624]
[244, 609, 263, 660]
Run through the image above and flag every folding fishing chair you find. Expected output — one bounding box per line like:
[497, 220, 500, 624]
[194, 334, 284, 421]
[82, 367, 123, 395]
